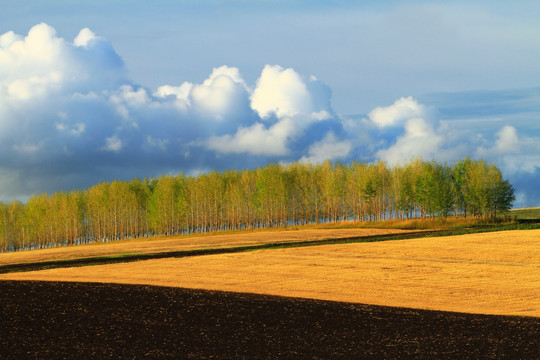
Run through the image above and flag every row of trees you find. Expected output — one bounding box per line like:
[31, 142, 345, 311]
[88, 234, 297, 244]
[0, 158, 515, 252]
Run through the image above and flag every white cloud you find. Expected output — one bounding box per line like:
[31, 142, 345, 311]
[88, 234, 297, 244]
[0, 23, 347, 201]
[73, 28, 97, 48]
[368, 96, 426, 128]
[13, 23, 63, 63]
[300, 132, 352, 164]
[206, 119, 294, 156]
[0, 31, 20, 48]
[251, 65, 311, 119]
[7, 70, 64, 101]
[1, 24, 342, 174]
[201, 65, 338, 156]
[0, 24, 64, 94]
[191, 66, 249, 121]
[375, 117, 443, 166]
[494, 126, 520, 153]
[0, 23, 124, 108]
[152, 66, 251, 122]
[366, 97, 445, 166]
[112, 85, 151, 108]
[102, 136, 122, 152]
[201, 65, 248, 90]
[476, 125, 520, 157]
[311, 110, 332, 121]
[250, 65, 332, 120]
[501, 155, 540, 175]
[475, 125, 540, 175]
[154, 82, 193, 110]
[109, 85, 151, 121]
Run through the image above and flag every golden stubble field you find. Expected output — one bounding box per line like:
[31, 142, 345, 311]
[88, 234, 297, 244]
[2, 229, 539, 317]
[0, 228, 408, 266]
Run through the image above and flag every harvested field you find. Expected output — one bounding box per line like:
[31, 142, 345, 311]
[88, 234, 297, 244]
[3, 229, 539, 317]
[0, 228, 409, 266]
[1, 281, 539, 359]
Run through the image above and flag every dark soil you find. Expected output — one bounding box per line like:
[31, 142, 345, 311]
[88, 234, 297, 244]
[1, 281, 538, 359]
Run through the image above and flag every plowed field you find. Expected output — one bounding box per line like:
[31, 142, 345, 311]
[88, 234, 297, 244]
[1, 281, 538, 359]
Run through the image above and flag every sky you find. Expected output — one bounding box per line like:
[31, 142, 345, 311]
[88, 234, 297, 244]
[1, 0, 539, 207]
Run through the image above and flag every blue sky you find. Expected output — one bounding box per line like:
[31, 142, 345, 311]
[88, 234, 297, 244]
[1, 1, 539, 207]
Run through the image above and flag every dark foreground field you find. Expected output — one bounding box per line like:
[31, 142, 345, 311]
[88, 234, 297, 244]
[1, 281, 539, 359]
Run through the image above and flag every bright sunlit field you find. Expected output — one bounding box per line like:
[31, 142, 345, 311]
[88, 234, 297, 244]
[0, 227, 410, 266]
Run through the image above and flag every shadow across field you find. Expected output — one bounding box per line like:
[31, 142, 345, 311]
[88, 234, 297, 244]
[1, 281, 538, 359]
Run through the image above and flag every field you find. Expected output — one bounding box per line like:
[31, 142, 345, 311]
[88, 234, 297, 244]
[0, 227, 410, 267]
[1, 226, 539, 358]
[2, 229, 539, 317]
[2, 281, 539, 359]
[511, 207, 540, 221]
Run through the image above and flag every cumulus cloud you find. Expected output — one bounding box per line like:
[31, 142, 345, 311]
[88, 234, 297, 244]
[206, 65, 338, 156]
[363, 96, 444, 166]
[206, 120, 293, 156]
[251, 65, 311, 119]
[0, 24, 348, 200]
[474, 125, 540, 175]
[368, 96, 426, 128]
[73, 28, 98, 47]
[190, 65, 250, 121]
[375, 117, 444, 166]
[300, 132, 352, 164]
[250, 65, 333, 120]
[1, 23, 124, 100]
[476, 126, 520, 157]
[493, 126, 521, 154]
[154, 83, 193, 110]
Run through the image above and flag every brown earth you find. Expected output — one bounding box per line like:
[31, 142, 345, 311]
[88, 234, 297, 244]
[1, 280, 539, 360]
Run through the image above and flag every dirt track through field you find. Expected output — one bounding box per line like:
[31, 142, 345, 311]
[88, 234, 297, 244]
[3, 229, 539, 317]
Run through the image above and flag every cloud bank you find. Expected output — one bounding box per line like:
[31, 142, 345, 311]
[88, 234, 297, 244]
[1, 24, 540, 207]
[0, 24, 345, 199]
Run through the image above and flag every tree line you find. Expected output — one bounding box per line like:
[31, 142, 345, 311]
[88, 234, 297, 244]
[0, 158, 515, 252]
